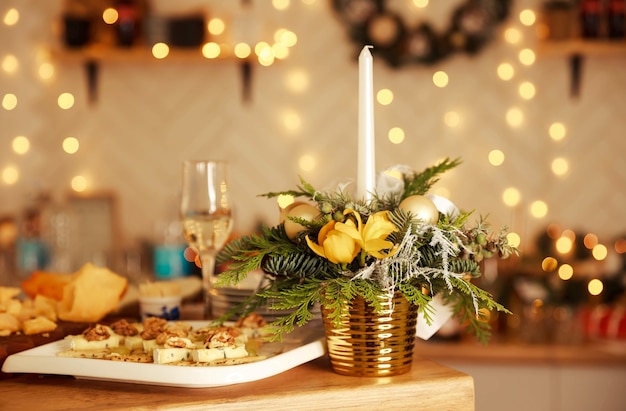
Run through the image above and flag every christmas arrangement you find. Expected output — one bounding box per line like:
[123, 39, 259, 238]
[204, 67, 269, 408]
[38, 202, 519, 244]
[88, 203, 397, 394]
[216, 157, 517, 343]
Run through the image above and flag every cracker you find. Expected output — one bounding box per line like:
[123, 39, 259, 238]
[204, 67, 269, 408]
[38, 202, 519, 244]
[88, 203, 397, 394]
[22, 316, 57, 335]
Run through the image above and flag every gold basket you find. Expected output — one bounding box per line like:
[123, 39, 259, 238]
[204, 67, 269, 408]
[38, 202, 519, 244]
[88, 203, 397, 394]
[322, 292, 418, 377]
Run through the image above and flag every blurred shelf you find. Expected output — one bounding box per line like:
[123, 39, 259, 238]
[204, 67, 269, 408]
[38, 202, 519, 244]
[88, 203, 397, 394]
[50, 45, 256, 103]
[538, 38, 626, 57]
[51, 45, 248, 64]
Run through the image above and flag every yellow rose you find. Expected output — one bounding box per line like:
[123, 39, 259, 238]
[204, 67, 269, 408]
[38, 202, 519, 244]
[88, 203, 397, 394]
[306, 220, 361, 264]
[338, 210, 398, 259]
[306, 209, 398, 265]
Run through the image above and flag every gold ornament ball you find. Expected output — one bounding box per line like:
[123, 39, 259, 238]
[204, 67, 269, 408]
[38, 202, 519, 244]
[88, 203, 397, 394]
[283, 203, 320, 239]
[278, 201, 307, 223]
[399, 195, 439, 225]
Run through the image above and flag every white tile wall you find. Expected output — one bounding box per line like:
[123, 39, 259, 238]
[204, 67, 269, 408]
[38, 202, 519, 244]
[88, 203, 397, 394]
[1, 0, 625, 255]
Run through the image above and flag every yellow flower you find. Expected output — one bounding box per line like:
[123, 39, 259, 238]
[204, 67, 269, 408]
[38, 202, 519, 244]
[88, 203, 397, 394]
[306, 220, 361, 264]
[306, 209, 398, 265]
[338, 209, 398, 259]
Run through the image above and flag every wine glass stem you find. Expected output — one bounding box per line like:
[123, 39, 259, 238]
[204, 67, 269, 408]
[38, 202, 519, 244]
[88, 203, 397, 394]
[199, 252, 217, 320]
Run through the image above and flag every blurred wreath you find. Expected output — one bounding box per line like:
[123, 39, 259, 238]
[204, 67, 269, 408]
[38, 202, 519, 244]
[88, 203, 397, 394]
[332, 0, 512, 67]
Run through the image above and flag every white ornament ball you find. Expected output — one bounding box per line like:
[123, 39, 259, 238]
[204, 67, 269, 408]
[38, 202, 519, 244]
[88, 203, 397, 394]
[399, 195, 439, 225]
[426, 194, 460, 220]
[283, 203, 320, 240]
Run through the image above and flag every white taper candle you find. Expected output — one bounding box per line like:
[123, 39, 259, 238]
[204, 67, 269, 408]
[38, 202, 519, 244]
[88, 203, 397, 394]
[357, 45, 376, 201]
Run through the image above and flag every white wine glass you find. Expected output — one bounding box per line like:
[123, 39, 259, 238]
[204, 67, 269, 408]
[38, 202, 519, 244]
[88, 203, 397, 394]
[180, 160, 234, 319]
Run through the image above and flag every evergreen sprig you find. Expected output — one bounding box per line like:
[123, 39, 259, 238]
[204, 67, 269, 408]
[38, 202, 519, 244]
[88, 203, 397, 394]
[402, 157, 462, 199]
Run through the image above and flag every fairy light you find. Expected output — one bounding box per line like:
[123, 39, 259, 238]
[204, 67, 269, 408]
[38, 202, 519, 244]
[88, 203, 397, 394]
[151, 43, 169, 59]
[541, 257, 558, 272]
[272, 43, 289, 59]
[504, 27, 522, 44]
[3, 8, 19, 26]
[388, 127, 405, 144]
[615, 238, 626, 254]
[257, 46, 275, 66]
[298, 154, 316, 172]
[558, 264, 574, 280]
[12, 136, 30, 154]
[519, 81, 536, 99]
[2, 54, 18, 73]
[377, 89, 393, 105]
[413, 0, 429, 7]
[277, 194, 294, 209]
[281, 109, 301, 132]
[62, 137, 80, 154]
[555, 236, 573, 254]
[234, 43, 251, 59]
[286, 69, 309, 93]
[506, 107, 524, 127]
[488, 149, 505, 166]
[530, 200, 548, 218]
[549, 122, 567, 141]
[588, 279, 603, 296]
[502, 187, 521, 207]
[102, 8, 118, 24]
[1, 166, 19, 185]
[519, 48, 536, 66]
[584, 233, 599, 249]
[207, 18, 225, 35]
[274, 29, 297, 47]
[519, 9, 536, 26]
[273, 0, 290, 10]
[202, 42, 221, 59]
[444, 111, 460, 127]
[551, 157, 569, 176]
[57, 92, 75, 109]
[71, 175, 88, 192]
[2, 93, 17, 110]
[497, 63, 515, 80]
[507, 232, 521, 248]
[433, 71, 449, 88]
[38, 62, 54, 80]
[592, 244, 608, 260]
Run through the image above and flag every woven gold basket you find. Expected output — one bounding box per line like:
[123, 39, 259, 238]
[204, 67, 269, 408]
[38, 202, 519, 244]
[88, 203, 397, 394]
[322, 292, 418, 377]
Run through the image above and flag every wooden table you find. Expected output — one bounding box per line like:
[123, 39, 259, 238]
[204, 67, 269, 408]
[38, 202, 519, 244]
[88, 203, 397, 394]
[1, 352, 473, 410]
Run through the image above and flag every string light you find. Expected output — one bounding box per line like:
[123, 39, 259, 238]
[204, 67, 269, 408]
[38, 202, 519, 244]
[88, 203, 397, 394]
[433, 71, 449, 88]
[151, 43, 169, 59]
[443, 111, 460, 127]
[298, 154, 316, 172]
[57, 92, 75, 109]
[377, 89, 393, 105]
[388, 127, 405, 144]
[502, 187, 521, 207]
[488, 149, 505, 166]
[549, 122, 567, 141]
[201, 42, 221, 59]
[12, 136, 30, 154]
[62, 137, 80, 154]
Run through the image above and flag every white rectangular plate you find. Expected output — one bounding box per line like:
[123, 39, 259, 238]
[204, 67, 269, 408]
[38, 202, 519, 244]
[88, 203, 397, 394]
[2, 321, 326, 388]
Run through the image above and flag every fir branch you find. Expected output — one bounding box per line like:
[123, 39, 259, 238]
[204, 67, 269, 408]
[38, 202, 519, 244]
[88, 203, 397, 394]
[402, 157, 462, 199]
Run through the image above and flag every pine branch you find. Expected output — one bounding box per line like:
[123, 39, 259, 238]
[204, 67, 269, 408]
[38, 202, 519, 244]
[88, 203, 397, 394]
[402, 157, 462, 199]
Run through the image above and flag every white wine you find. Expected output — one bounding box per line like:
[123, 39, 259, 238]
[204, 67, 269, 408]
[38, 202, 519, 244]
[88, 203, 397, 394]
[182, 214, 233, 255]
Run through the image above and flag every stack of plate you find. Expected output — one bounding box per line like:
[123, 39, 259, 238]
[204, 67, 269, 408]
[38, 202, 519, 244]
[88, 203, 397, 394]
[209, 270, 321, 322]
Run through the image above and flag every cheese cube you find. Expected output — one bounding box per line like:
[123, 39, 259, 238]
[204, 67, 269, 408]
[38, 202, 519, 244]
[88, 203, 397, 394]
[153, 348, 191, 364]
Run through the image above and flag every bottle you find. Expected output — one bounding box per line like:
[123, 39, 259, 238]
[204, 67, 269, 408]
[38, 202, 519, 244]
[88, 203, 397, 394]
[116, 0, 139, 47]
[16, 192, 50, 276]
[40, 197, 76, 273]
[580, 0, 602, 38]
[152, 220, 191, 280]
[608, 0, 626, 39]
